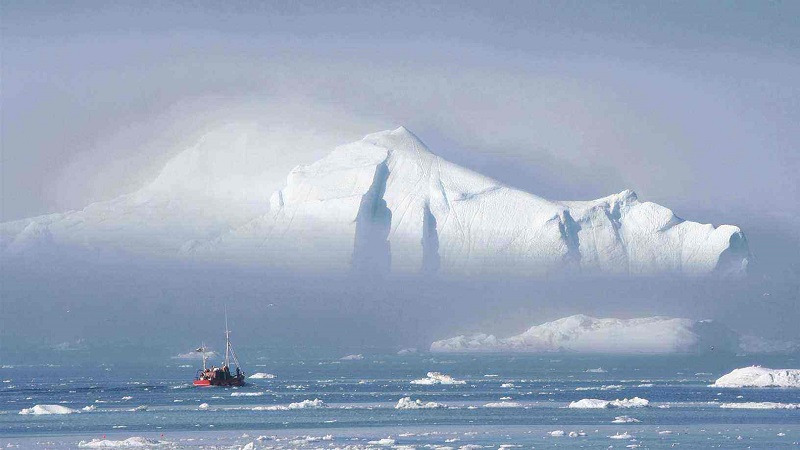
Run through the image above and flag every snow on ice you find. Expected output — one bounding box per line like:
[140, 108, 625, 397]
[712, 366, 800, 388]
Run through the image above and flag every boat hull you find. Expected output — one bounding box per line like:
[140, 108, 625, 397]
[194, 376, 245, 387]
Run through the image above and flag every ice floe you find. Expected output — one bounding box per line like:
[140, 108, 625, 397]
[411, 372, 466, 385]
[719, 402, 799, 409]
[19, 404, 77, 415]
[248, 372, 276, 379]
[77, 437, 163, 447]
[253, 399, 326, 410]
[568, 397, 650, 408]
[395, 397, 446, 409]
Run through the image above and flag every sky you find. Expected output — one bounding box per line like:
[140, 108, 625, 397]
[1, 1, 799, 358]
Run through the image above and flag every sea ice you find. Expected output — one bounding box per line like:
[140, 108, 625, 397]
[410, 372, 466, 385]
[19, 404, 77, 415]
[568, 397, 649, 408]
[248, 372, 276, 379]
[252, 399, 326, 411]
[719, 402, 799, 409]
[395, 397, 446, 409]
[483, 401, 522, 408]
[612, 416, 641, 423]
[77, 437, 162, 447]
[340, 354, 364, 361]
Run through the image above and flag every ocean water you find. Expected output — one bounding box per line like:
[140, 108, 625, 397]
[2, 353, 799, 449]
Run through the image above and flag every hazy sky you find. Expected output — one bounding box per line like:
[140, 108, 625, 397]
[2, 1, 799, 356]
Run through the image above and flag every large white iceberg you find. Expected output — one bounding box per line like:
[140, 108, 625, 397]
[712, 366, 800, 388]
[1, 126, 748, 278]
[430, 314, 739, 354]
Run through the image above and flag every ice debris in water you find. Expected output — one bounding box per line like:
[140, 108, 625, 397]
[483, 401, 522, 408]
[340, 354, 364, 361]
[568, 397, 650, 408]
[612, 416, 641, 423]
[77, 436, 163, 447]
[252, 399, 326, 411]
[712, 366, 800, 388]
[410, 372, 466, 385]
[608, 432, 635, 439]
[395, 397, 446, 409]
[248, 372, 276, 379]
[19, 404, 77, 415]
[719, 402, 799, 409]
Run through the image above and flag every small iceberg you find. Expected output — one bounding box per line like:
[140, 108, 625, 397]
[77, 436, 162, 447]
[395, 397, 446, 409]
[720, 402, 799, 409]
[612, 416, 641, 423]
[340, 354, 364, 361]
[410, 372, 466, 385]
[712, 366, 800, 388]
[608, 432, 635, 439]
[252, 398, 326, 411]
[248, 372, 276, 379]
[484, 401, 522, 408]
[19, 404, 77, 415]
[568, 397, 649, 408]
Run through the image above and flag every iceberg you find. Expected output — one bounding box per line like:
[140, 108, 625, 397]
[431, 315, 739, 354]
[248, 372, 276, 379]
[252, 398, 326, 411]
[77, 437, 163, 448]
[712, 366, 800, 388]
[720, 402, 799, 409]
[410, 372, 466, 385]
[568, 397, 650, 408]
[1, 126, 749, 278]
[395, 397, 446, 409]
[19, 404, 77, 415]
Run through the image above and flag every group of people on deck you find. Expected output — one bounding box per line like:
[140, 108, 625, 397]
[200, 364, 240, 381]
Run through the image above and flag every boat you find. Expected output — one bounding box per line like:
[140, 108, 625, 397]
[193, 310, 246, 387]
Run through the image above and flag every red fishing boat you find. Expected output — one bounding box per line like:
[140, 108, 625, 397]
[193, 311, 245, 387]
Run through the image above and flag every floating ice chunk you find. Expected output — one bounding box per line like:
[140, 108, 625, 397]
[395, 397, 446, 409]
[77, 437, 162, 447]
[367, 438, 396, 445]
[82, 405, 96, 412]
[712, 366, 800, 388]
[410, 372, 466, 385]
[128, 405, 148, 412]
[484, 401, 522, 408]
[548, 430, 565, 437]
[252, 399, 326, 411]
[586, 368, 607, 373]
[568, 397, 649, 408]
[198, 403, 209, 410]
[609, 432, 634, 439]
[340, 354, 364, 361]
[612, 416, 641, 423]
[397, 348, 417, 355]
[231, 392, 264, 396]
[248, 372, 276, 379]
[19, 404, 77, 415]
[720, 402, 799, 409]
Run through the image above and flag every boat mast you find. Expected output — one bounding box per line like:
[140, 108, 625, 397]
[202, 342, 207, 371]
[224, 305, 231, 368]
